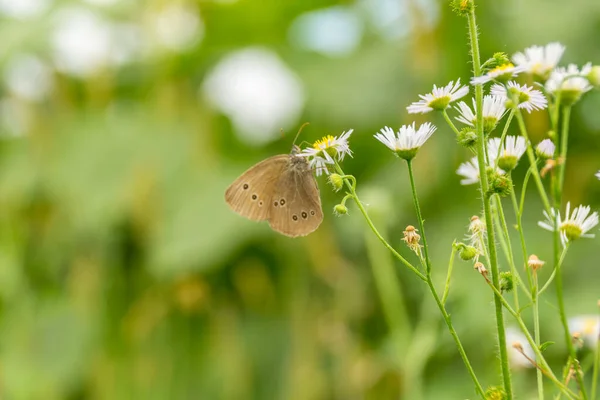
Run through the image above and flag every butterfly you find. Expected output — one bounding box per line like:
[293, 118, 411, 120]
[225, 143, 323, 237]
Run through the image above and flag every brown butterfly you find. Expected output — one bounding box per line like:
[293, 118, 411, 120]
[225, 143, 323, 238]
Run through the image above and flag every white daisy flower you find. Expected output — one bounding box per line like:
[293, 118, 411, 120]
[512, 42, 565, 80]
[538, 202, 599, 243]
[491, 81, 548, 113]
[536, 139, 555, 159]
[456, 156, 503, 185]
[471, 63, 526, 85]
[406, 79, 469, 114]
[596, 170, 600, 180]
[568, 315, 600, 349]
[506, 327, 535, 369]
[454, 95, 507, 132]
[488, 136, 527, 171]
[301, 129, 353, 176]
[457, 157, 481, 185]
[374, 122, 436, 160]
[546, 63, 592, 105]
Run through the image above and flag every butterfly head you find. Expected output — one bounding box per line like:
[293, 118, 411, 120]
[291, 144, 302, 155]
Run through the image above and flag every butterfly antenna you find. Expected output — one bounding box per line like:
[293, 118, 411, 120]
[292, 122, 310, 146]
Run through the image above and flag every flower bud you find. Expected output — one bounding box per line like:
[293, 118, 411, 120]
[485, 386, 507, 400]
[333, 204, 348, 216]
[458, 244, 478, 261]
[487, 169, 511, 197]
[536, 139, 555, 160]
[450, 0, 473, 16]
[500, 271, 514, 293]
[328, 174, 344, 192]
[457, 128, 478, 149]
[481, 52, 511, 73]
[588, 65, 600, 87]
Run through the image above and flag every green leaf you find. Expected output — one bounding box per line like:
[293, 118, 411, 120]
[539, 341, 555, 352]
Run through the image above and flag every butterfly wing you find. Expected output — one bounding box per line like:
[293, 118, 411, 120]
[268, 158, 323, 237]
[225, 155, 289, 221]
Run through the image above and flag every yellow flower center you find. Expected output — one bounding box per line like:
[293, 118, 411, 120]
[313, 135, 338, 158]
[561, 222, 583, 241]
[490, 63, 517, 83]
[313, 135, 335, 150]
[491, 63, 515, 73]
[429, 95, 451, 110]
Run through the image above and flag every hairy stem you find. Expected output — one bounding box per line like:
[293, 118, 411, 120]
[553, 105, 587, 399]
[407, 160, 486, 398]
[467, 8, 513, 398]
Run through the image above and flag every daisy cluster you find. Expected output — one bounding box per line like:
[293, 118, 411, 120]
[298, 43, 599, 241]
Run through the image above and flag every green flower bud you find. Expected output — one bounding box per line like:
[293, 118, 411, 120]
[485, 386, 507, 400]
[482, 52, 511, 73]
[459, 245, 478, 261]
[328, 174, 344, 192]
[333, 204, 348, 216]
[500, 271, 514, 293]
[457, 128, 478, 149]
[450, 0, 474, 16]
[587, 65, 600, 87]
[486, 169, 511, 197]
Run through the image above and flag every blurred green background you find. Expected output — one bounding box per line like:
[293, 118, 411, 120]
[1, 0, 599, 399]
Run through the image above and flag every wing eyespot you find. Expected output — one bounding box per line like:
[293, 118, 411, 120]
[258, 201, 263, 206]
[243, 183, 249, 190]
[279, 198, 286, 206]
[301, 211, 308, 219]
[251, 194, 258, 200]
[310, 210, 315, 216]
[273, 201, 278, 207]
[292, 215, 298, 221]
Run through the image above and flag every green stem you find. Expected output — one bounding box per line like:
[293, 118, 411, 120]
[467, 8, 513, 398]
[538, 244, 569, 295]
[555, 242, 587, 398]
[532, 271, 544, 400]
[557, 106, 571, 203]
[492, 195, 529, 304]
[334, 163, 426, 282]
[519, 166, 534, 218]
[495, 110, 516, 161]
[509, 175, 533, 292]
[406, 160, 486, 398]
[509, 173, 543, 398]
[442, 243, 457, 305]
[514, 109, 552, 214]
[553, 105, 587, 399]
[484, 280, 580, 400]
[442, 109, 461, 136]
[591, 302, 600, 400]
[406, 160, 432, 274]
